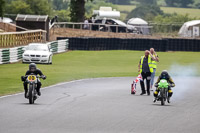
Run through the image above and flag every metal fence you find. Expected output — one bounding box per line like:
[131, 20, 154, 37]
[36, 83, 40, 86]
[53, 22, 131, 33]
[52, 22, 184, 36]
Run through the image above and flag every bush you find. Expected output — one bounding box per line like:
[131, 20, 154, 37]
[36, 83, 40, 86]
[126, 4, 164, 21]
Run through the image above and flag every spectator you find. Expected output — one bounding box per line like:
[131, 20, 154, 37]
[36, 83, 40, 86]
[50, 16, 58, 25]
[138, 50, 156, 95]
[150, 48, 159, 91]
[83, 18, 89, 30]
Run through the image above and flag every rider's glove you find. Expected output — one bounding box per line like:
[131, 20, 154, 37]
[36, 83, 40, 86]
[42, 75, 46, 80]
[170, 83, 175, 87]
[154, 83, 158, 87]
[21, 76, 26, 81]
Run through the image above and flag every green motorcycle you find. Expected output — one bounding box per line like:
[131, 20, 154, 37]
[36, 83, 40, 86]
[156, 79, 169, 105]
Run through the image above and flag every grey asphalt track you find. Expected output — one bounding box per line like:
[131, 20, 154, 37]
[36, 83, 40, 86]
[0, 77, 200, 133]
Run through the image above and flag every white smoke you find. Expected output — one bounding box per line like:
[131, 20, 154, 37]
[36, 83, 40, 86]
[168, 63, 198, 100]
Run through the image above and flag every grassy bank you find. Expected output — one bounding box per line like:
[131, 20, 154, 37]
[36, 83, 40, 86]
[117, 5, 200, 20]
[0, 50, 200, 96]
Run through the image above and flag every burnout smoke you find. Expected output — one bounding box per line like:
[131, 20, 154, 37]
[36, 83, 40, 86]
[168, 64, 198, 100]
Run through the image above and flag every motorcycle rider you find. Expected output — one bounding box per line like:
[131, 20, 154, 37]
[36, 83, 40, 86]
[22, 63, 46, 98]
[153, 70, 175, 103]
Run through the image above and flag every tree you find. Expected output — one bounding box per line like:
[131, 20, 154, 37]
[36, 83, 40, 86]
[106, 0, 131, 5]
[0, 0, 5, 19]
[26, 0, 51, 15]
[52, 0, 68, 10]
[5, 0, 52, 15]
[165, 0, 194, 8]
[196, 2, 200, 9]
[70, 0, 93, 22]
[126, 5, 164, 21]
[5, 0, 33, 14]
[136, 0, 157, 5]
[53, 10, 70, 22]
[181, 0, 194, 8]
[153, 13, 194, 23]
[165, 0, 175, 7]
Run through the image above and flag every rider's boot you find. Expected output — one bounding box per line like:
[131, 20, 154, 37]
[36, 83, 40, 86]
[37, 89, 41, 96]
[37, 82, 41, 96]
[153, 97, 157, 103]
[167, 97, 171, 103]
[24, 91, 28, 98]
[24, 83, 28, 98]
[36, 87, 41, 96]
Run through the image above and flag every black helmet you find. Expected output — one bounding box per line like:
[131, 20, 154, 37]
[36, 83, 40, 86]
[161, 70, 169, 79]
[29, 63, 37, 71]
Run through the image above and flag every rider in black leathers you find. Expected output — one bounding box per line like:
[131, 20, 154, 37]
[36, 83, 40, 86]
[153, 70, 175, 103]
[21, 63, 46, 98]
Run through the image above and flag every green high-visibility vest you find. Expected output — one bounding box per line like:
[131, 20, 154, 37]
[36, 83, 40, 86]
[152, 55, 157, 69]
[140, 55, 153, 73]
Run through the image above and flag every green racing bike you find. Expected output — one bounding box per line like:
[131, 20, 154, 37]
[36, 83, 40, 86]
[155, 79, 171, 105]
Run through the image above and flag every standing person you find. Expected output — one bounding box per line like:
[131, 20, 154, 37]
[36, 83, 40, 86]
[150, 48, 159, 91]
[83, 18, 89, 30]
[138, 50, 156, 95]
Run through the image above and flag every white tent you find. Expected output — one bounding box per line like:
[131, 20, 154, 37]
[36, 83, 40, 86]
[0, 17, 13, 23]
[127, 18, 148, 25]
[179, 20, 200, 37]
[127, 18, 150, 35]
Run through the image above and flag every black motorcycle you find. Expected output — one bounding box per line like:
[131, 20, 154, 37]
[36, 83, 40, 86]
[21, 74, 45, 104]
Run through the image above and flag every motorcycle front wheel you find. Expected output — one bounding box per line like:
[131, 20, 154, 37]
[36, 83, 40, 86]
[160, 89, 165, 106]
[28, 84, 34, 104]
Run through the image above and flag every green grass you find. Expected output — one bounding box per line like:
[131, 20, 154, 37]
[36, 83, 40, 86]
[161, 7, 200, 18]
[0, 50, 200, 96]
[117, 5, 200, 20]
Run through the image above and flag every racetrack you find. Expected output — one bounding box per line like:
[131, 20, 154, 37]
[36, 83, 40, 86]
[0, 77, 200, 133]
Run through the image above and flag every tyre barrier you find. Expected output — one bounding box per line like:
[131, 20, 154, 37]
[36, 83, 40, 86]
[48, 39, 69, 54]
[0, 39, 69, 64]
[0, 46, 26, 64]
[57, 37, 200, 52]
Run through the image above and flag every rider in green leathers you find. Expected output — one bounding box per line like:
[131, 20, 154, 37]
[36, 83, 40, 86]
[153, 70, 175, 103]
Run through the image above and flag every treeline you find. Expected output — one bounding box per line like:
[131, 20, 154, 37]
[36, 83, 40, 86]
[0, 0, 199, 23]
[107, 0, 200, 8]
[1, 0, 70, 21]
[126, 0, 198, 24]
[1, 0, 116, 22]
